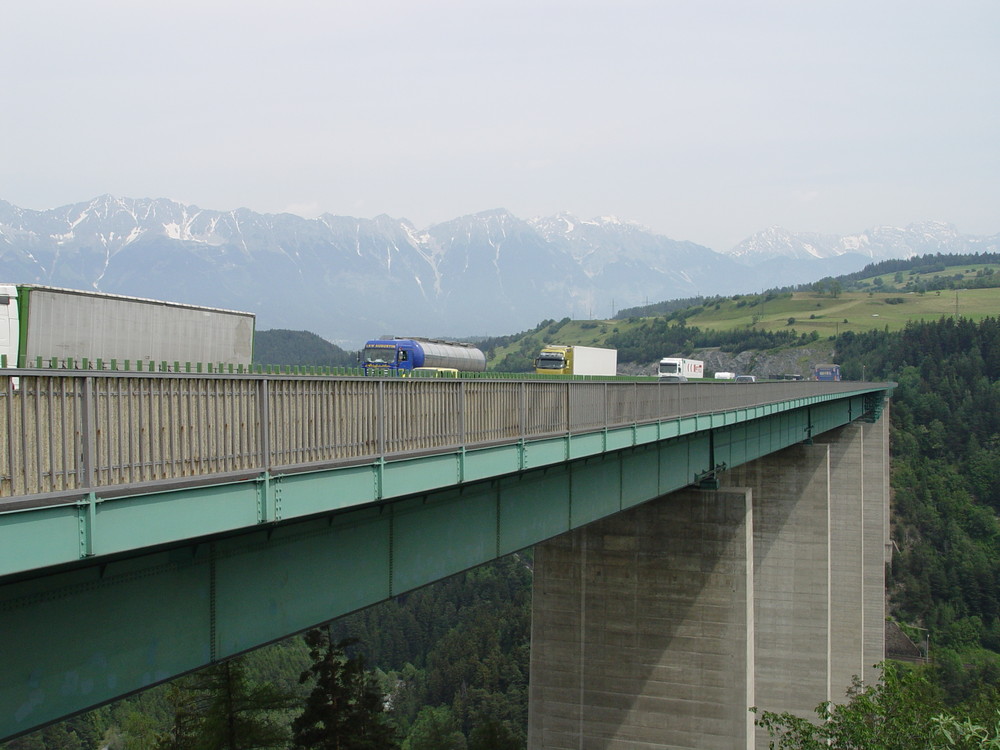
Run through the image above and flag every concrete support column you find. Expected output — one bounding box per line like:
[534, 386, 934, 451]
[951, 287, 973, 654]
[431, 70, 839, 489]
[815, 423, 866, 696]
[528, 417, 888, 749]
[862, 405, 890, 684]
[726, 443, 833, 734]
[817, 411, 890, 688]
[528, 488, 755, 749]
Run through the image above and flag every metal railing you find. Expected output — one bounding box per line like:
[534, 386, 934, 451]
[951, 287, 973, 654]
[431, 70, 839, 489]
[1, 371, 876, 503]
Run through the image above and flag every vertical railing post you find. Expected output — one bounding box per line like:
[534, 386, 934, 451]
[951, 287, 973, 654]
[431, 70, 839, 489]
[73, 374, 98, 557]
[258, 377, 271, 473]
[458, 380, 467, 447]
[377, 379, 386, 455]
[18, 376, 29, 494]
[375, 379, 387, 500]
[565, 381, 571, 434]
[604, 382, 609, 429]
[32, 375, 43, 493]
[657, 378, 663, 423]
[4, 372, 15, 496]
[80, 375, 96, 490]
[255, 376, 275, 524]
[519, 381, 527, 440]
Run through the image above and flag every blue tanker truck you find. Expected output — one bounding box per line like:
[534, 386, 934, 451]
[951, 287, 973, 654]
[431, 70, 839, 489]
[361, 337, 487, 376]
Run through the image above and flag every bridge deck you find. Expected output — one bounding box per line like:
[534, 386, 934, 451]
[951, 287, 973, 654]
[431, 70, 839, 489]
[1, 371, 887, 581]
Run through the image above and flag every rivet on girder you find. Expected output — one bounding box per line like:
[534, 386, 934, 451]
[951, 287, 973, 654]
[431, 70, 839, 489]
[76, 492, 97, 559]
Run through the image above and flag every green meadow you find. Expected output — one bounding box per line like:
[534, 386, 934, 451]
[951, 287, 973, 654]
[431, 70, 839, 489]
[487, 261, 1000, 362]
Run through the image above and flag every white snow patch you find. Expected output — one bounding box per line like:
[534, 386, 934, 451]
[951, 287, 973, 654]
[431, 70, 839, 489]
[69, 210, 89, 230]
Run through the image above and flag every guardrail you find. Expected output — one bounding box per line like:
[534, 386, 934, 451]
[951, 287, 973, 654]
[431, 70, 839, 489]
[1, 370, 881, 503]
[1, 353, 668, 381]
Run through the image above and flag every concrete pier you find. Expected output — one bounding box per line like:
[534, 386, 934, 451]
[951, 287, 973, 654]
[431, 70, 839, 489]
[528, 412, 887, 749]
[528, 488, 755, 748]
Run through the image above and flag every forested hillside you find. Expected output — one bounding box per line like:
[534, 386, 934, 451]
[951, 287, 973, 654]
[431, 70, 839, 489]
[253, 329, 357, 368]
[327, 554, 531, 747]
[837, 318, 1000, 697]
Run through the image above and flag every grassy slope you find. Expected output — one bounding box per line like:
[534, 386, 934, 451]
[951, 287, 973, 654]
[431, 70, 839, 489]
[488, 262, 1000, 363]
[685, 288, 995, 335]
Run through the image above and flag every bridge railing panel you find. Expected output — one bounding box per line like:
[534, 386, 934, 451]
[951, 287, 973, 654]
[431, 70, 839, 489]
[633, 382, 666, 424]
[463, 381, 523, 444]
[524, 382, 569, 437]
[271, 377, 324, 467]
[0, 373, 879, 501]
[1, 376, 84, 497]
[382, 380, 463, 454]
[570, 382, 609, 433]
[90, 376, 264, 486]
[268, 378, 379, 467]
[331, 379, 379, 460]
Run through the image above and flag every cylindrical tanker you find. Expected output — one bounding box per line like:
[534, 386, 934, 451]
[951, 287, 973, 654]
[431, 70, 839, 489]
[361, 337, 486, 375]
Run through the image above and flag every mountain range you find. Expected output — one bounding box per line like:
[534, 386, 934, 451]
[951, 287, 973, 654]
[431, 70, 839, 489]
[1, 195, 996, 347]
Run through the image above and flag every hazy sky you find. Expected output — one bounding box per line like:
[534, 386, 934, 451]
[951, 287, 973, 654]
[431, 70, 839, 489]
[2, 0, 998, 251]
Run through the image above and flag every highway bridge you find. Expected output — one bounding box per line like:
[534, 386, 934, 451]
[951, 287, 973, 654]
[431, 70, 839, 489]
[0, 369, 892, 747]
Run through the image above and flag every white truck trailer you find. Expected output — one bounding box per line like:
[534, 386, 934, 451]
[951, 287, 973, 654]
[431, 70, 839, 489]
[534, 345, 618, 376]
[1, 284, 255, 369]
[657, 357, 705, 379]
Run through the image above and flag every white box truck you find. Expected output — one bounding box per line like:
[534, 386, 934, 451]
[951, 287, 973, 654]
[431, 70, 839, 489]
[534, 345, 617, 376]
[658, 357, 704, 380]
[0, 284, 255, 369]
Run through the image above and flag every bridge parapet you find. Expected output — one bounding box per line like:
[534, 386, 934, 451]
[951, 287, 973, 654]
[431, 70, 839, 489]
[1, 371, 887, 503]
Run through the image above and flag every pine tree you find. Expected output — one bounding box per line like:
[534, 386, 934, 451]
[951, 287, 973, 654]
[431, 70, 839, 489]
[404, 705, 467, 750]
[291, 627, 400, 749]
[468, 720, 520, 750]
[157, 656, 295, 749]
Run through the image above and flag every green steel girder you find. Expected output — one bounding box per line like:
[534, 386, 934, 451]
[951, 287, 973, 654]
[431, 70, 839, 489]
[0, 390, 888, 740]
[0, 390, 884, 583]
[863, 391, 887, 423]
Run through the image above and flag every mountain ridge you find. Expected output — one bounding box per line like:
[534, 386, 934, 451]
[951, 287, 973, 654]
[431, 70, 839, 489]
[1, 196, 996, 346]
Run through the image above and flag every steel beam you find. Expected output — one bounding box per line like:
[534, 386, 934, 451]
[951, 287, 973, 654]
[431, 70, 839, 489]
[0, 394, 886, 740]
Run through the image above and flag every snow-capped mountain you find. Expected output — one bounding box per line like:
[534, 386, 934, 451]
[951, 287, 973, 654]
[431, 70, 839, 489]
[0, 196, 995, 346]
[726, 221, 997, 264]
[725, 226, 843, 263]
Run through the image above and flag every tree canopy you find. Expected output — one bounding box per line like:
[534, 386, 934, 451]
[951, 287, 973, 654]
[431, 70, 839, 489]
[754, 662, 1000, 749]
